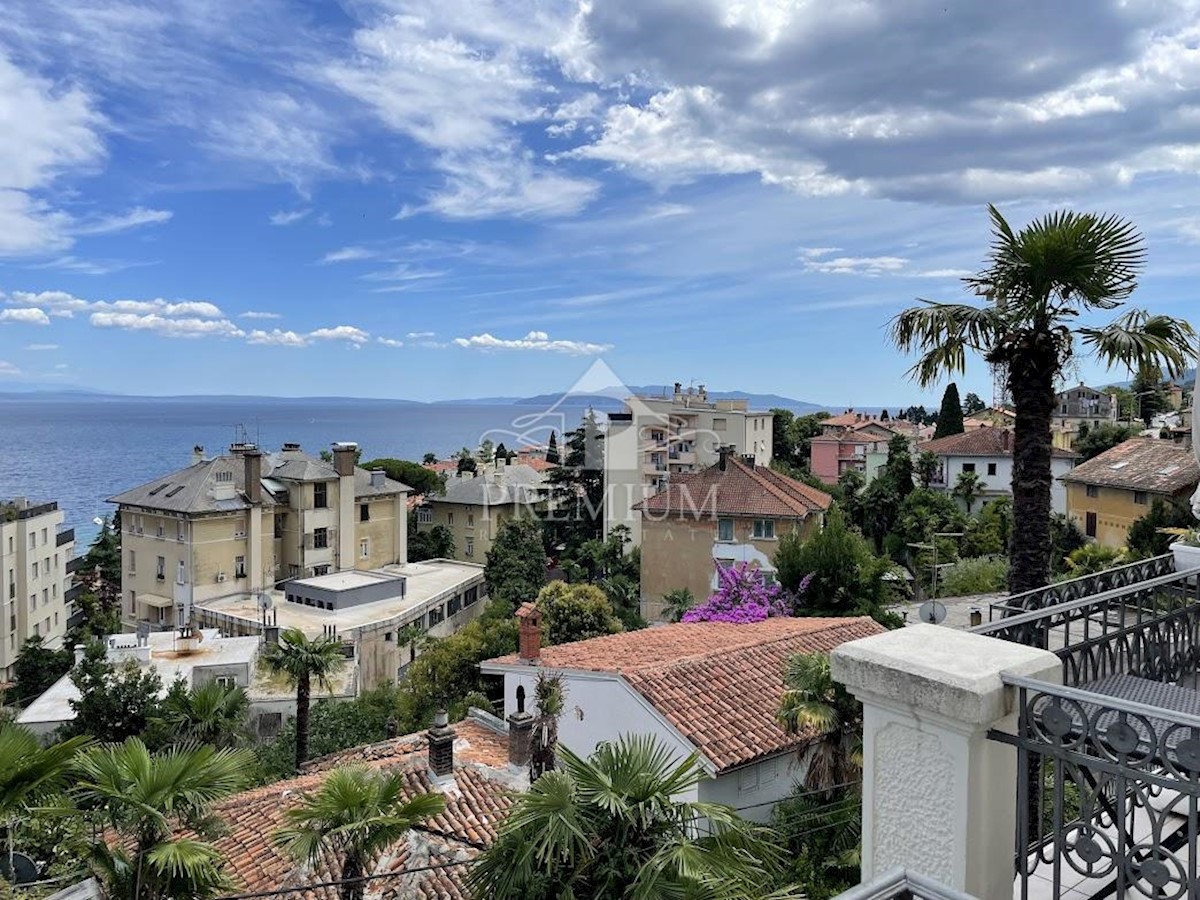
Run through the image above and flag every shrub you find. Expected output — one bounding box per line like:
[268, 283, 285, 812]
[936, 556, 1009, 596]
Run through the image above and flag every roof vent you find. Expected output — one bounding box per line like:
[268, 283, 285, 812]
[370, 470, 386, 488]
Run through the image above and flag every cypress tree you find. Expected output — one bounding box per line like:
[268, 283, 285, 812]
[933, 383, 965, 438]
[546, 431, 560, 465]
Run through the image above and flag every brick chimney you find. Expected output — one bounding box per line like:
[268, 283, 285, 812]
[427, 709, 455, 778]
[507, 687, 534, 769]
[331, 442, 358, 476]
[1001, 429, 1012, 452]
[517, 602, 541, 664]
[244, 448, 263, 504]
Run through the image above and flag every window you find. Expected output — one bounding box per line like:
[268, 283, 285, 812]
[360, 503, 370, 522]
[28, 594, 35, 612]
[428, 604, 445, 626]
[360, 539, 369, 559]
[156, 523, 164, 537]
[313, 528, 328, 550]
[31, 561, 38, 579]
[1086, 485, 1100, 498]
[234, 555, 247, 578]
[129, 590, 136, 614]
[313, 483, 328, 508]
[465, 538, 474, 558]
[752, 519, 776, 540]
[713, 417, 727, 431]
[28, 534, 35, 550]
[464, 586, 479, 607]
[274, 515, 285, 539]
[417, 507, 432, 525]
[987, 463, 997, 476]
[213, 675, 237, 689]
[467, 513, 474, 527]
[128, 550, 136, 574]
[447, 512, 454, 526]
[961, 462, 976, 474]
[312, 565, 330, 577]
[156, 556, 165, 580]
[717, 518, 734, 542]
[177, 560, 186, 585]
[42, 588, 48, 606]
[1085, 512, 1098, 538]
[448, 594, 462, 615]
[41, 528, 47, 544]
[1133, 491, 1149, 505]
[51, 584, 56, 599]
[738, 767, 759, 793]
[178, 522, 186, 541]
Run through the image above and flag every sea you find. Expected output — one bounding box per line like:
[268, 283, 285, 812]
[0, 395, 596, 548]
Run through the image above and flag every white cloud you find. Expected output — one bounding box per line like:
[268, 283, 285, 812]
[420, 148, 599, 220]
[0, 308, 50, 325]
[321, 246, 374, 263]
[406, 331, 436, 339]
[309, 325, 370, 344]
[73, 207, 172, 236]
[799, 248, 908, 276]
[376, 336, 404, 347]
[270, 208, 310, 226]
[238, 311, 282, 320]
[53, 363, 68, 370]
[0, 361, 21, 377]
[89, 312, 244, 339]
[246, 328, 308, 347]
[24, 343, 57, 350]
[8, 291, 223, 319]
[453, 330, 612, 355]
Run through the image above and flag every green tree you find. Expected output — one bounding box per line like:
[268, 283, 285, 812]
[891, 204, 1195, 593]
[529, 673, 565, 781]
[0, 725, 89, 837]
[465, 734, 795, 900]
[407, 516, 455, 561]
[156, 679, 250, 749]
[1073, 422, 1138, 461]
[12, 636, 72, 704]
[457, 455, 477, 475]
[545, 431, 560, 465]
[535, 581, 622, 645]
[485, 519, 548, 614]
[1131, 363, 1168, 427]
[771, 784, 861, 900]
[1127, 499, 1197, 558]
[660, 588, 695, 623]
[479, 439, 495, 463]
[1064, 543, 1128, 576]
[73, 739, 254, 900]
[543, 412, 605, 554]
[261, 629, 347, 772]
[837, 469, 866, 526]
[915, 450, 940, 489]
[63, 642, 164, 743]
[360, 458, 443, 496]
[422, 452, 438, 465]
[933, 382, 965, 438]
[963, 391, 987, 415]
[881, 434, 915, 499]
[1049, 514, 1088, 575]
[952, 470, 987, 513]
[274, 766, 446, 900]
[778, 653, 861, 796]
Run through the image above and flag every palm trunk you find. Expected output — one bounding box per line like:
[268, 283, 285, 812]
[341, 854, 364, 900]
[1007, 342, 1058, 596]
[294, 672, 311, 772]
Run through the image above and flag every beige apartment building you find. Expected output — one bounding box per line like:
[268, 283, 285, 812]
[110, 441, 409, 631]
[604, 383, 773, 546]
[0, 498, 78, 681]
[416, 461, 549, 563]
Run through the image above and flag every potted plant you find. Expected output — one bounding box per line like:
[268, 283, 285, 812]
[1163, 527, 1200, 574]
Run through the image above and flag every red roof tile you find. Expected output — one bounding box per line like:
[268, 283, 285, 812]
[634, 456, 831, 519]
[919, 426, 1077, 459]
[483, 617, 885, 772]
[1059, 437, 1200, 493]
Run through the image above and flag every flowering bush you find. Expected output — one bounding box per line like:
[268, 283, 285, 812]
[681, 562, 789, 624]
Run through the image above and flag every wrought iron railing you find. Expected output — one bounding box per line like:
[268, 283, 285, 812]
[972, 568, 1200, 688]
[987, 554, 1179, 620]
[832, 867, 977, 900]
[994, 674, 1200, 900]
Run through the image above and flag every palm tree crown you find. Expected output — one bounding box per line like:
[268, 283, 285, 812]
[891, 205, 1195, 593]
[261, 628, 347, 771]
[0, 726, 89, 821]
[778, 652, 862, 796]
[274, 765, 446, 900]
[466, 733, 798, 900]
[158, 679, 250, 749]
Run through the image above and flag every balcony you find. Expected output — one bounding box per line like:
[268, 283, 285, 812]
[56, 528, 74, 547]
[65, 557, 85, 575]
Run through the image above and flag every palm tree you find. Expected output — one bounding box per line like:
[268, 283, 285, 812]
[72, 738, 254, 900]
[952, 470, 986, 514]
[262, 628, 347, 771]
[158, 679, 250, 749]
[466, 733, 799, 900]
[0, 726, 90, 873]
[891, 205, 1195, 593]
[916, 450, 940, 489]
[660, 587, 695, 623]
[529, 672, 564, 781]
[778, 652, 862, 797]
[274, 765, 446, 900]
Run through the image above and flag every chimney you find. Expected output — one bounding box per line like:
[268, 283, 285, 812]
[244, 448, 263, 504]
[718, 446, 731, 471]
[1001, 429, 1012, 452]
[741, 453, 755, 469]
[427, 709, 455, 778]
[517, 602, 541, 663]
[673, 381, 683, 402]
[192, 445, 205, 466]
[370, 470, 386, 489]
[507, 706, 534, 769]
[698, 383, 707, 402]
[331, 442, 358, 477]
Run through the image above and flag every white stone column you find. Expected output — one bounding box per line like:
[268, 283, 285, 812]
[831, 624, 1060, 900]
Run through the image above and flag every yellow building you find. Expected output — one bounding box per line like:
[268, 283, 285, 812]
[635, 451, 831, 621]
[110, 441, 409, 631]
[1060, 438, 1199, 549]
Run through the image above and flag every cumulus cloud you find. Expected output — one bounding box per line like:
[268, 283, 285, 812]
[246, 328, 308, 347]
[798, 248, 908, 276]
[376, 336, 404, 347]
[270, 208, 310, 226]
[74, 207, 172, 235]
[238, 311, 282, 320]
[0, 361, 21, 377]
[453, 330, 612, 355]
[0, 308, 51, 325]
[90, 312, 244, 339]
[309, 325, 370, 345]
[7, 291, 224, 319]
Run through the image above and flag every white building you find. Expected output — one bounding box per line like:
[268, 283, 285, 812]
[0, 498, 78, 681]
[917, 426, 1078, 514]
[481, 610, 883, 822]
[604, 383, 773, 546]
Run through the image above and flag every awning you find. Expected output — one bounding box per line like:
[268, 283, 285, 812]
[140, 594, 175, 608]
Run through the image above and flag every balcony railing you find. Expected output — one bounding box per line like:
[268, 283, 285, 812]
[56, 528, 74, 547]
[986, 554, 1178, 620]
[833, 867, 977, 900]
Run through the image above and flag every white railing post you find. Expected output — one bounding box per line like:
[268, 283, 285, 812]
[832, 624, 1059, 900]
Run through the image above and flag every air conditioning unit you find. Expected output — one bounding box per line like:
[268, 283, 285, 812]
[216, 572, 227, 583]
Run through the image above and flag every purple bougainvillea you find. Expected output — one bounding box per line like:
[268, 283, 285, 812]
[681, 562, 789, 624]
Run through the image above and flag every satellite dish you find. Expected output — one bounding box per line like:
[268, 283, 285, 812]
[0, 852, 39, 885]
[258, 592, 273, 611]
[918, 600, 948, 625]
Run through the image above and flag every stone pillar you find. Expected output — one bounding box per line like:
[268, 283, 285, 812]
[394, 491, 407, 565]
[831, 624, 1060, 900]
[507, 710, 534, 768]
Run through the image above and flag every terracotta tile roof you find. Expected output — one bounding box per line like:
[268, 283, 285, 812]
[483, 617, 885, 772]
[208, 718, 519, 899]
[633, 456, 831, 519]
[919, 426, 1078, 459]
[1059, 437, 1200, 493]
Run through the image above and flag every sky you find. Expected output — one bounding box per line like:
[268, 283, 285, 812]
[0, 0, 1198, 405]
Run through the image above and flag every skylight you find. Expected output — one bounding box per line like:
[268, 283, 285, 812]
[1109, 461, 1129, 470]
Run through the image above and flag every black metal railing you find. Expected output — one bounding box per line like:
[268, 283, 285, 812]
[994, 674, 1200, 900]
[56, 528, 74, 547]
[987, 554, 1178, 620]
[832, 867, 977, 900]
[972, 568, 1200, 688]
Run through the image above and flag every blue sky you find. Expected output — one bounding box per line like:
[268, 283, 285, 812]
[0, 0, 1197, 405]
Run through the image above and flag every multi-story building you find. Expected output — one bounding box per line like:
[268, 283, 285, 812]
[0, 498, 78, 681]
[109, 441, 409, 632]
[604, 383, 773, 546]
[1060, 436, 1200, 547]
[415, 461, 549, 563]
[635, 451, 831, 620]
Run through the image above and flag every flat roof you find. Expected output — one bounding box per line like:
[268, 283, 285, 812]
[292, 569, 402, 592]
[198, 560, 485, 636]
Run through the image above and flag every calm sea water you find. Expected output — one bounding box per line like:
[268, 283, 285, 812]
[0, 396, 592, 547]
